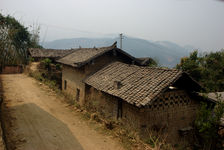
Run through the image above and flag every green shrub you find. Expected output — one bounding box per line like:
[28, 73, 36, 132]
[42, 58, 52, 70]
[55, 64, 61, 70]
[29, 57, 34, 62]
[194, 98, 224, 150]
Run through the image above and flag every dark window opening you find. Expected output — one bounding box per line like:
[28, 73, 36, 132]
[64, 80, 67, 90]
[76, 88, 80, 101]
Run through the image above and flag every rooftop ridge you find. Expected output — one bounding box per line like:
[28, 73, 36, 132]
[55, 42, 140, 68]
[121, 62, 181, 72]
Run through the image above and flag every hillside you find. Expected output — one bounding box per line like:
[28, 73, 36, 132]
[43, 37, 194, 67]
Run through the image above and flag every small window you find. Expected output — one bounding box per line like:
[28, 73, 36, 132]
[76, 88, 80, 101]
[64, 80, 67, 90]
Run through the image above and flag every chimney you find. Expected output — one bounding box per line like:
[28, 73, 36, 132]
[114, 81, 122, 89]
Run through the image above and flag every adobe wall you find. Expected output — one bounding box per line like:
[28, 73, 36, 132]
[84, 52, 118, 75]
[122, 102, 142, 131]
[1, 66, 23, 74]
[85, 86, 118, 119]
[83, 50, 137, 75]
[61, 52, 127, 106]
[62, 65, 86, 105]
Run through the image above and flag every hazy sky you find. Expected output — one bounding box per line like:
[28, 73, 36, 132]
[1, 0, 224, 51]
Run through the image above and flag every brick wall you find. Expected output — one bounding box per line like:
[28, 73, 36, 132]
[139, 90, 200, 142]
[85, 88, 200, 143]
[1, 66, 23, 74]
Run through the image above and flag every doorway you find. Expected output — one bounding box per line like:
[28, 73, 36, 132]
[117, 99, 123, 119]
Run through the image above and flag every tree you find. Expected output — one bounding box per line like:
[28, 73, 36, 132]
[194, 96, 224, 150]
[42, 58, 52, 71]
[0, 13, 41, 67]
[29, 23, 43, 48]
[176, 50, 224, 92]
[176, 50, 202, 81]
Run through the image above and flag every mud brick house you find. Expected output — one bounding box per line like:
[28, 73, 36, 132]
[28, 48, 76, 62]
[56, 42, 144, 105]
[137, 57, 156, 66]
[84, 61, 204, 142]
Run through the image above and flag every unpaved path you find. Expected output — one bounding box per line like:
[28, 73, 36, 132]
[1, 74, 124, 150]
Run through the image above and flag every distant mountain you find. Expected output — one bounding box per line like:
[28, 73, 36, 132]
[42, 37, 194, 67]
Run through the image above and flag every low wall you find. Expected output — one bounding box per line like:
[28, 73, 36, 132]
[1, 66, 23, 74]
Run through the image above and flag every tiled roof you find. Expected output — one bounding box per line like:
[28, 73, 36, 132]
[29, 48, 76, 58]
[203, 92, 224, 127]
[200, 92, 224, 102]
[56, 46, 113, 67]
[84, 62, 186, 107]
[56, 42, 139, 68]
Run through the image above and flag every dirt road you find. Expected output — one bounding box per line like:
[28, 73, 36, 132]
[1, 74, 124, 150]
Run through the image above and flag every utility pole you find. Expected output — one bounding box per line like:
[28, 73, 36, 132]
[120, 33, 123, 49]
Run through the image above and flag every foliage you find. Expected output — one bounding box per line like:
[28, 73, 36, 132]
[55, 64, 62, 70]
[42, 58, 52, 70]
[176, 50, 224, 92]
[29, 57, 34, 63]
[0, 13, 41, 67]
[29, 71, 58, 90]
[194, 97, 224, 150]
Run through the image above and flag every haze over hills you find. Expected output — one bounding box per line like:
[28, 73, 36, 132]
[42, 37, 195, 67]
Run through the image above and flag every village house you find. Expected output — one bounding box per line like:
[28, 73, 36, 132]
[84, 61, 205, 142]
[56, 42, 147, 105]
[137, 57, 156, 66]
[28, 48, 76, 62]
